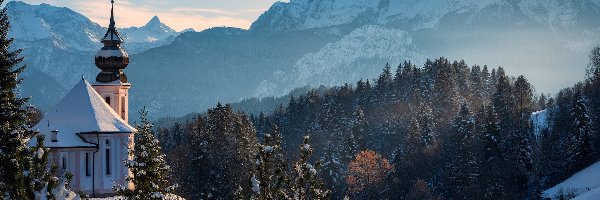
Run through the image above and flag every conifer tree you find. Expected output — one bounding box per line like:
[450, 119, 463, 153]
[445, 104, 479, 199]
[351, 106, 369, 150]
[478, 106, 508, 199]
[290, 136, 330, 200]
[0, 1, 31, 197]
[27, 134, 50, 199]
[252, 125, 289, 200]
[116, 110, 177, 199]
[588, 46, 600, 81]
[568, 91, 593, 170]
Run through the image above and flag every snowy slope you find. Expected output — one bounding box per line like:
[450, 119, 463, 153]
[6, 1, 179, 53]
[254, 25, 424, 97]
[251, 0, 600, 32]
[543, 160, 600, 199]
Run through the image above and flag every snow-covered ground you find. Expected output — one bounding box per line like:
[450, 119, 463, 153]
[89, 194, 184, 200]
[543, 160, 600, 199]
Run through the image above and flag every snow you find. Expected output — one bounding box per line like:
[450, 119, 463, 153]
[35, 147, 45, 159]
[252, 175, 261, 194]
[52, 181, 81, 200]
[265, 25, 423, 97]
[95, 48, 129, 58]
[531, 109, 548, 138]
[572, 187, 600, 200]
[6, 1, 180, 54]
[29, 79, 135, 148]
[253, 0, 600, 32]
[89, 194, 184, 200]
[263, 145, 274, 153]
[543, 160, 600, 199]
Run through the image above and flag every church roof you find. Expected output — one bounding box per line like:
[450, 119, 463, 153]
[29, 79, 135, 148]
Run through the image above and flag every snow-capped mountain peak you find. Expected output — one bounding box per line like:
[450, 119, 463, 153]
[6, 1, 181, 53]
[251, 0, 600, 32]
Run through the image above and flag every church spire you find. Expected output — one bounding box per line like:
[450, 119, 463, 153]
[95, 0, 129, 83]
[109, 0, 115, 30]
[101, 0, 124, 43]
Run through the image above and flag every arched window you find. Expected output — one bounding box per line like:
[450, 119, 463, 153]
[105, 96, 111, 106]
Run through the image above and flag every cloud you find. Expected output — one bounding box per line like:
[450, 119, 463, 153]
[10, 0, 286, 31]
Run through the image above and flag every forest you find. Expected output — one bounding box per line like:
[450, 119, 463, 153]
[0, 1, 599, 197]
[156, 49, 600, 199]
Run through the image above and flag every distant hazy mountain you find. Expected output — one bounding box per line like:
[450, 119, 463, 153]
[251, 0, 600, 32]
[5, 1, 180, 110]
[10, 0, 600, 119]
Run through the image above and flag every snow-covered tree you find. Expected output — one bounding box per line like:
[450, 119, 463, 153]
[251, 125, 289, 200]
[567, 91, 593, 170]
[445, 104, 479, 198]
[27, 134, 50, 199]
[0, 1, 32, 197]
[290, 136, 330, 200]
[116, 110, 177, 199]
[588, 46, 600, 81]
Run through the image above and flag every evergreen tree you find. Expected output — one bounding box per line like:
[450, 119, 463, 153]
[351, 106, 369, 150]
[445, 104, 479, 199]
[514, 75, 534, 128]
[291, 136, 330, 200]
[252, 125, 289, 200]
[568, 91, 593, 170]
[27, 135, 50, 199]
[116, 110, 177, 199]
[0, 0, 31, 197]
[375, 64, 393, 103]
[587, 46, 600, 81]
[477, 106, 508, 199]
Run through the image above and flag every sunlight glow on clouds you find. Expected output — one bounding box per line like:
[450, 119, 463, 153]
[11, 0, 287, 31]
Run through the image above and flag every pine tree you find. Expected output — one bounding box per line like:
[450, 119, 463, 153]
[478, 106, 508, 199]
[252, 125, 289, 200]
[27, 134, 50, 199]
[290, 136, 330, 200]
[375, 64, 393, 103]
[445, 104, 479, 199]
[568, 91, 593, 170]
[351, 106, 369, 150]
[0, 0, 31, 197]
[116, 110, 177, 199]
[587, 46, 600, 81]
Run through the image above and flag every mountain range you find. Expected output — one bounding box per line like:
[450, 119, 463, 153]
[7, 0, 600, 118]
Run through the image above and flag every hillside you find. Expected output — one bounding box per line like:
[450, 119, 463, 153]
[543, 160, 600, 199]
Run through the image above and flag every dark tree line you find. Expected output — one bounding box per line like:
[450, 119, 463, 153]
[158, 48, 600, 199]
[538, 47, 600, 198]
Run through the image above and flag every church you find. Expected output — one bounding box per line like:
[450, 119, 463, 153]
[29, 1, 135, 197]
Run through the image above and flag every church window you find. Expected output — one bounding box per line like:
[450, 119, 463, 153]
[85, 153, 91, 176]
[62, 156, 67, 170]
[121, 96, 125, 119]
[106, 140, 111, 175]
[105, 96, 111, 105]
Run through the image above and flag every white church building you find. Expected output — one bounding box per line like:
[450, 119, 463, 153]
[29, 1, 135, 197]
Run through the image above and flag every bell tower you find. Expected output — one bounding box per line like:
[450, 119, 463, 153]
[93, 0, 131, 123]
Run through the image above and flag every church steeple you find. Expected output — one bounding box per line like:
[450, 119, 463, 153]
[95, 0, 129, 83]
[93, 0, 131, 122]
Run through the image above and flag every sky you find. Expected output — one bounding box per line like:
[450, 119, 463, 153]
[9, 0, 288, 31]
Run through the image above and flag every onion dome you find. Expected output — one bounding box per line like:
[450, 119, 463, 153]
[95, 0, 129, 83]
